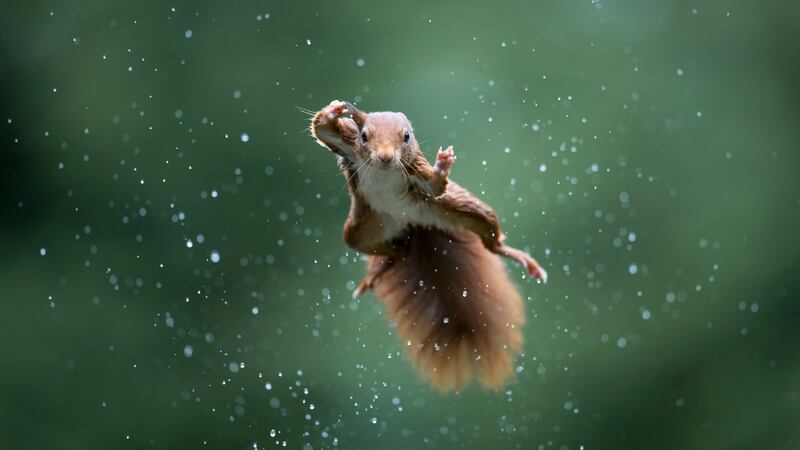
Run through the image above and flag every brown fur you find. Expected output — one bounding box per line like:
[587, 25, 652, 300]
[368, 226, 525, 391]
[310, 100, 546, 391]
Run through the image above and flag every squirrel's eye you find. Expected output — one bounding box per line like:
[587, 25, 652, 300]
[403, 131, 410, 143]
[361, 131, 368, 143]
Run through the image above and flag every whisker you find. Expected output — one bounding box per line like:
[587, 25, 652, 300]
[397, 158, 413, 184]
[339, 158, 370, 195]
[400, 164, 411, 181]
[416, 139, 434, 157]
[295, 105, 316, 116]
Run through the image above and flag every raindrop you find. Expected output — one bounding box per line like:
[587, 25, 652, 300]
[210, 250, 221, 263]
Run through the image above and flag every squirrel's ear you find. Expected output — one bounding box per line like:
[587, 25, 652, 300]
[345, 102, 367, 127]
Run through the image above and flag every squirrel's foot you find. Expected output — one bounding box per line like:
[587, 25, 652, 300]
[513, 252, 547, 284]
[353, 277, 371, 299]
[352, 256, 394, 298]
[353, 268, 382, 299]
[528, 262, 548, 284]
[495, 244, 548, 284]
[434, 146, 456, 177]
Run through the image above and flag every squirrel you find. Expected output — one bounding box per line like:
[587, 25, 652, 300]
[310, 100, 547, 391]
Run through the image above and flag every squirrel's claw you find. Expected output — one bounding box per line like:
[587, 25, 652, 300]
[497, 244, 548, 285]
[520, 254, 547, 284]
[525, 259, 548, 284]
[534, 267, 548, 284]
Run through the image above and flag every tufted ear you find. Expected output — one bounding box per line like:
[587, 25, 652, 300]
[345, 102, 367, 127]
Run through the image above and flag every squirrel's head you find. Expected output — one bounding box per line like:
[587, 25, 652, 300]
[347, 103, 417, 169]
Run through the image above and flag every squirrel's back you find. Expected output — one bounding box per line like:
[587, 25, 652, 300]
[368, 225, 525, 391]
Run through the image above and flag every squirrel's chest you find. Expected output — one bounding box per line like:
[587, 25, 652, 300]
[357, 168, 450, 233]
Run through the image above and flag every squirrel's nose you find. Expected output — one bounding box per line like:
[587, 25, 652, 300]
[377, 153, 393, 165]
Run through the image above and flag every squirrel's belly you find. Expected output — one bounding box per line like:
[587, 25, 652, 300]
[380, 200, 453, 234]
[358, 168, 454, 235]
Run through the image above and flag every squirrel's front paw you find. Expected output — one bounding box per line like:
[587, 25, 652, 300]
[319, 100, 347, 124]
[434, 146, 456, 176]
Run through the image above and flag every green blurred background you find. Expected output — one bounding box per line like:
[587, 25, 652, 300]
[2, 1, 799, 449]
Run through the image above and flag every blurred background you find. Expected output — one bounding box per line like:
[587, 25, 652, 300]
[2, 1, 799, 449]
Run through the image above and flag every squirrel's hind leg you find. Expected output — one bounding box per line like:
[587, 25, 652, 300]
[466, 214, 548, 282]
[353, 255, 393, 298]
[491, 244, 548, 283]
[438, 194, 548, 283]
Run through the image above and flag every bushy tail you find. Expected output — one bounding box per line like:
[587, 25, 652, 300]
[367, 226, 525, 391]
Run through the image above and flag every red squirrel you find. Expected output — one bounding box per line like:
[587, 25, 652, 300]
[310, 100, 547, 391]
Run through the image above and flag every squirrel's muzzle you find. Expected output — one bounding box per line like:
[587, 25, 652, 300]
[373, 144, 397, 167]
[375, 151, 394, 167]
